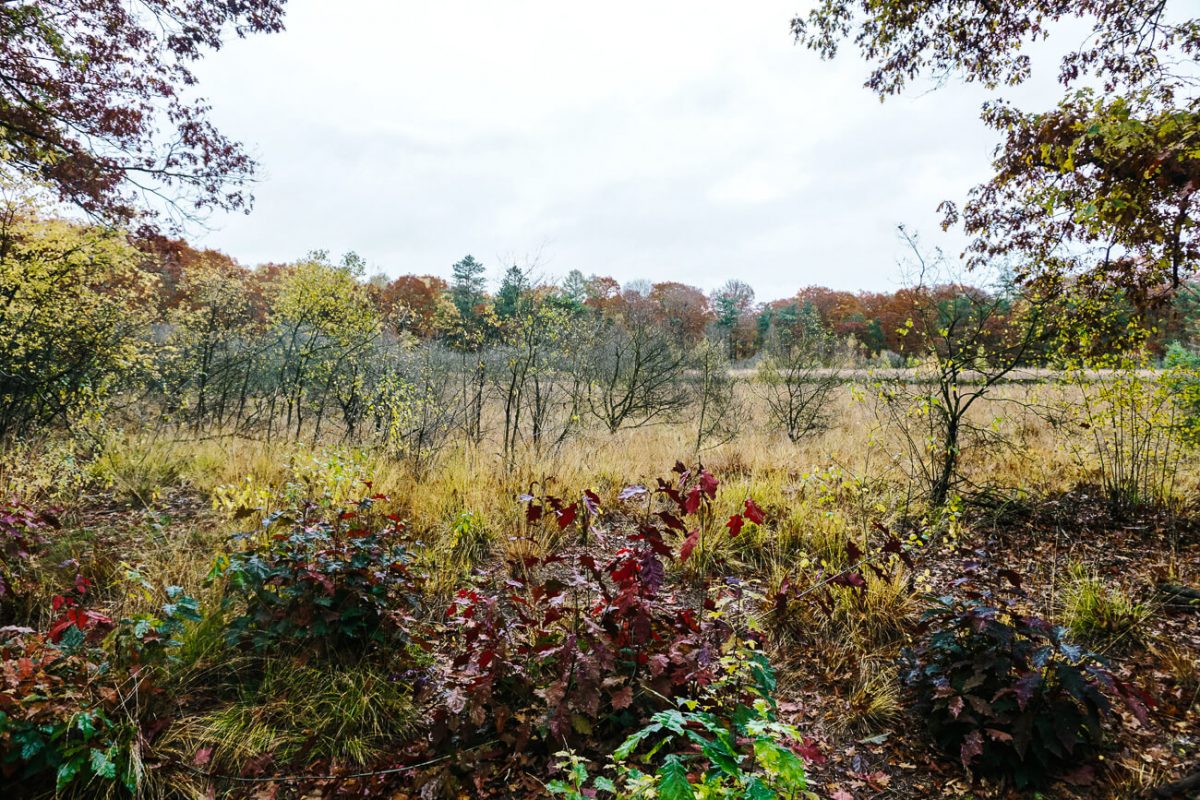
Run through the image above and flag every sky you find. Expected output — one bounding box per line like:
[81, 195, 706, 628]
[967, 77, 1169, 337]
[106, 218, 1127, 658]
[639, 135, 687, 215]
[190, 0, 1066, 301]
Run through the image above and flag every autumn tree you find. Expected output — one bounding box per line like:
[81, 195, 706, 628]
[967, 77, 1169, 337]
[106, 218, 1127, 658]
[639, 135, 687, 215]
[371, 274, 450, 339]
[0, 185, 155, 439]
[491, 293, 584, 462]
[370, 342, 462, 476]
[0, 0, 287, 225]
[794, 1, 1200, 300]
[582, 298, 690, 433]
[266, 252, 381, 442]
[946, 91, 1200, 298]
[161, 252, 263, 433]
[711, 279, 757, 360]
[650, 281, 712, 347]
[582, 275, 622, 315]
[689, 340, 743, 456]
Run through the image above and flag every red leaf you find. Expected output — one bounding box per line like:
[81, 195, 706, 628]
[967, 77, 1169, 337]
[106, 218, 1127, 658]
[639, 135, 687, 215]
[793, 737, 826, 764]
[726, 514, 745, 537]
[698, 470, 719, 498]
[657, 511, 686, 532]
[998, 568, 1023, 589]
[680, 529, 701, 562]
[610, 685, 634, 710]
[556, 503, 577, 529]
[846, 540, 864, 563]
[743, 498, 765, 525]
[960, 729, 983, 768]
[684, 486, 701, 515]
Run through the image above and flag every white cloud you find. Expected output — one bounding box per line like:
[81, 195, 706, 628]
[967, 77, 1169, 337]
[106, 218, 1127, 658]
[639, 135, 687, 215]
[190, 0, 1066, 299]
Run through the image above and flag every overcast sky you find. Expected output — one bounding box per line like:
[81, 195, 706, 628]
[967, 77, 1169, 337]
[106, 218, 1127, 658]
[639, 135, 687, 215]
[191, 0, 1064, 300]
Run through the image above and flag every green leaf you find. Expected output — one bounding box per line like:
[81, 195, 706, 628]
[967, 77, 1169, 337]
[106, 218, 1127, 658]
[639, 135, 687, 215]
[657, 755, 695, 800]
[89, 747, 117, 780]
[653, 709, 687, 734]
[613, 723, 662, 761]
[56, 758, 83, 790]
[20, 733, 44, 761]
[700, 733, 742, 777]
[745, 776, 778, 800]
[594, 776, 617, 793]
[74, 710, 96, 738]
[753, 737, 807, 789]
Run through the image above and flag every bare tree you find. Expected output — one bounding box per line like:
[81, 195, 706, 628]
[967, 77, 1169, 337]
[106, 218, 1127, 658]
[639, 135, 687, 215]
[690, 340, 744, 458]
[755, 307, 841, 442]
[582, 316, 690, 434]
[875, 229, 1048, 508]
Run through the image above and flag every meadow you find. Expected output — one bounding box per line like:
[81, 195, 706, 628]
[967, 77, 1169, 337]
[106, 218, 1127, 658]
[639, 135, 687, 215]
[3, 375, 1198, 799]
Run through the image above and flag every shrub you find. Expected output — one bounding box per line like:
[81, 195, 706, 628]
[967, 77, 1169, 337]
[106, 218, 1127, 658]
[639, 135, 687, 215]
[217, 494, 425, 656]
[438, 463, 762, 750]
[0, 577, 197, 794]
[1057, 360, 1195, 514]
[0, 629, 137, 794]
[902, 574, 1152, 787]
[0, 193, 156, 441]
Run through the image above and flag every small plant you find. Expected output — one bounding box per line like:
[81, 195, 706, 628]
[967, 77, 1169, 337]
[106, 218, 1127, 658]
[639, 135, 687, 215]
[902, 568, 1152, 788]
[217, 494, 425, 656]
[839, 660, 902, 735]
[108, 582, 203, 670]
[0, 575, 182, 795]
[546, 749, 616, 798]
[449, 508, 491, 563]
[612, 641, 819, 799]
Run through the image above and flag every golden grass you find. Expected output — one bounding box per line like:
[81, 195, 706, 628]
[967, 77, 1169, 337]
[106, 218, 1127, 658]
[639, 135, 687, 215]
[3, 377, 1197, 798]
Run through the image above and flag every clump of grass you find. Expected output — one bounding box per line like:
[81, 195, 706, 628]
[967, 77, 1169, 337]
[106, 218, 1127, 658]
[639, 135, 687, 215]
[838, 659, 901, 735]
[1060, 564, 1145, 646]
[88, 434, 189, 506]
[449, 508, 492, 564]
[824, 567, 916, 649]
[162, 659, 421, 775]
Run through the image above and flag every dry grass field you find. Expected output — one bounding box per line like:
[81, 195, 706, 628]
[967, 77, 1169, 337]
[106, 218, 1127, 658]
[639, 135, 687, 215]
[3, 378, 1197, 799]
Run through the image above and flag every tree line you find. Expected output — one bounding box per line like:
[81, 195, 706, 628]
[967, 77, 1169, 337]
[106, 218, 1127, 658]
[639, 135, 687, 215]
[4, 185, 1198, 475]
